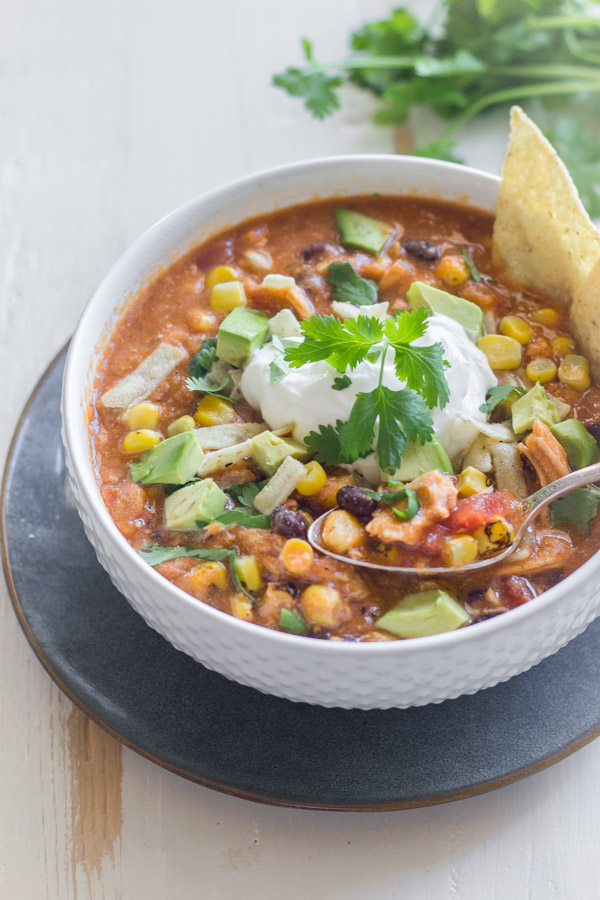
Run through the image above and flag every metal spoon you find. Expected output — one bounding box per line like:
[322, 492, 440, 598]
[307, 461, 600, 575]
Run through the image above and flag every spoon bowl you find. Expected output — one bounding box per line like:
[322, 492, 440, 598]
[307, 461, 600, 575]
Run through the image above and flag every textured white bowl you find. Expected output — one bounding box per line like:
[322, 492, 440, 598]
[61, 155, 600, 709]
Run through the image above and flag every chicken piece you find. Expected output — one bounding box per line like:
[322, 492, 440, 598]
[257, 583, 295, 629]
[366, 471, 458, 546]
[518, 419, 570, 487]
[247, 282, 314, 319]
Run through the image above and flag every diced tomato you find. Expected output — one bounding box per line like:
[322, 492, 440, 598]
[446, 492, 513, 533]
[489, 576, 536, 609]
[415, 524, 450, 556]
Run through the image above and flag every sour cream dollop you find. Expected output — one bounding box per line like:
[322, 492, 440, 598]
[241, 314, 497, 484]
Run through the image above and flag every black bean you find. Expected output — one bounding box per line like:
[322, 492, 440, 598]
[271, 506, 308, 537]
[402, 238, 441, 262]
[300, 242, 338, 261]
[586, 422, 600, 447]
[336, 485, 377, 517]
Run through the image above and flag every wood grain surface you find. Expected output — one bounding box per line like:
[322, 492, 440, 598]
[0, 1, 598, 897]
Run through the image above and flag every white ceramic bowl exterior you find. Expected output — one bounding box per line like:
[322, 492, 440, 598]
[61, 156, 600, 709]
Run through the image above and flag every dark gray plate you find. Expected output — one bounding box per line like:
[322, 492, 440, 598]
[3, 348, 600, 810]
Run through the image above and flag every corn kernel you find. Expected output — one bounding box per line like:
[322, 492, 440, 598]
[551, 336, 575, 358]
[441, 536, 479, 568]
[558, 354, 591, 391]
[458, 466, 492, 498]
[499, 315, 533, 345]
[529, 307, 559, 327]
[123, 429, 161, 453]
[280, 538, 314, 575]
[296, 460, 327, 497]
[300, 584, 348, 627]
[231, 594, 254, 622]
[435, 255, 470, 286]
[476, 334, 522, 370]
[167, 415, 196, 437]
[234, 555, 262, 592]
[473, 516, 515, 557]
[193, 395, 237, 426]
[321, 510, 365, 555]
[526, 357, 557, 384]
[206, 265, 240, 289]
[191, 561, 228, 590]
[210, 281, 246, 313]
[187, 309, 216, 332]
[127, 402, 160, 431]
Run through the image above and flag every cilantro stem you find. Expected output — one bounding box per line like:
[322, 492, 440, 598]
[525, 14, 600, 31]
[488, 64, 600, 80]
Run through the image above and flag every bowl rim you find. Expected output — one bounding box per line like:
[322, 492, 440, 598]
[62, 152, 600, 656]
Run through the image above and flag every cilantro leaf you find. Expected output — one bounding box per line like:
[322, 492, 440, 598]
[480, 384, 526, 415]
[551, 487, 600, 532]
[326, 261, 379, 306]
[224, 480, 268, 509]
[373, 386, 434, 472]
[138, 545, 231, 566]
[272, 69, 342, 119]
[460, 246, 483, 283]
[340, 392, 379, 461]
[189, 338, 217, 378]
[285, 314, 384, 373]
[304, 421, 353, 465]
[385, 312, 450, 409]
[332, 374, 352, 391]
[185, 374, 230, 398]
[215, 509, 271, 529]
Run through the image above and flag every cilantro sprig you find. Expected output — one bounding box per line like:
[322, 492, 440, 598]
[273, 4, 600, 216]
[285, 309, 449, 472]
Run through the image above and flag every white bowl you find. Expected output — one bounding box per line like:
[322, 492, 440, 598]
[61, 155, 600, 709]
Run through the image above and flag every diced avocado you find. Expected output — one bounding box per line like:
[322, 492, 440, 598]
[334, 207, 391, 256]
[511, 382, 560, 435]
[250, 431, 311, 476]
[389, 435, 453, 481]
[130, 432, 204, 485]
[407, 281, 483, 341]
[164, 478, 227, 530]
[216, 307, 270, 367]
[375, 589, 469, 638]
[551, 419, 599, 470]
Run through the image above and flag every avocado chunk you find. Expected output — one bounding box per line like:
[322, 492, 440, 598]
[407, 281, 483, 341]
[334, 207, 391, 255]
[551, 419, 599, 470]
[389, 435, 453, 481]
[376, 589, 469, 638]
[164, 478, 227, 530]
[130, 432, 204, 485]
[250, 431, 311, 476]
[511, 382, 560, 435]
[216, 307, 270, 367]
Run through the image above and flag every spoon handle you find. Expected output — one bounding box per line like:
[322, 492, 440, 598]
[522, 460, 600, 518]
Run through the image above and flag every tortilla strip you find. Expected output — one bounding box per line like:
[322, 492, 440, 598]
[193, 422, 268, 450]
[253, 456, 306, 515]
[101, 342, 186, 409]
[196, 439, 253, 476]
[493, 107, 600, 306]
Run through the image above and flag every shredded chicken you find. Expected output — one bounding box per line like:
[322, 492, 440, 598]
[518, 419, 570, 486]
[366, 471, 458, 546]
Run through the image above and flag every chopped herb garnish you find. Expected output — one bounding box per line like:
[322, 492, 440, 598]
[215, 509, 271, 529]
[279, 607, 309, 635]
[284, 310, 449, 472]
[480, 384, 526, 416]
[365, 482, 420, 520]
[459, 246, 483, 283]
[138, 544, 255, 601]
[551, 487, 600, 532]
[225, 480, 269, 509]
[326, 260, 379, 306]
[189, 338, 217, 378]
[332, 374, 352, 391]
[185, 373, 230, 398]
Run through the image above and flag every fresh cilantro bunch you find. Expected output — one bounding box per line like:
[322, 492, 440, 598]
[284, 308, 449, 472]
[273, 1, 600, 215]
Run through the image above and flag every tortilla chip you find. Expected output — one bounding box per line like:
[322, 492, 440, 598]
[493, 106, 600, 305]
[101, 342, 186, 409]
[572, 258, 600, 382]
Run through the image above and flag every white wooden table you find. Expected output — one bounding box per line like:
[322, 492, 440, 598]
[1, 1, 598, 897]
